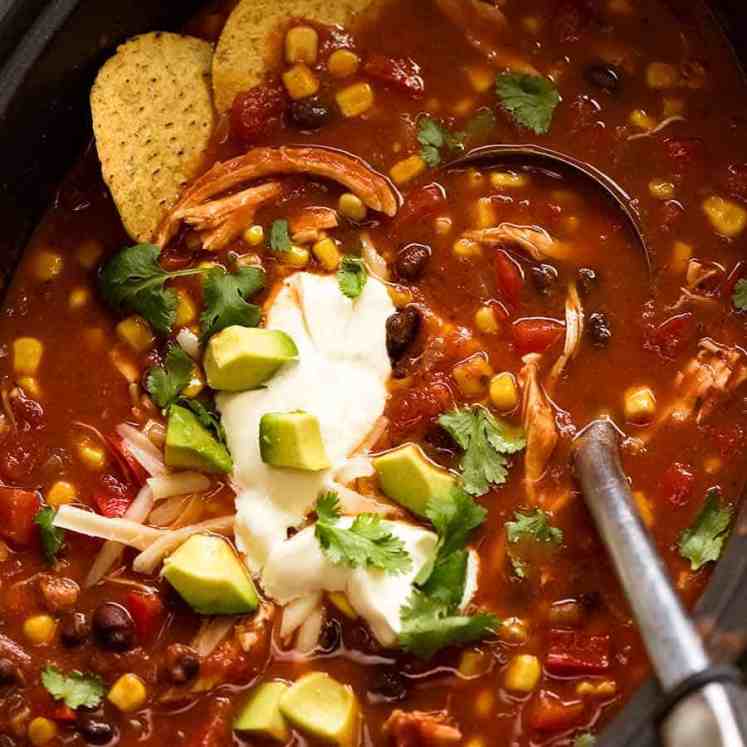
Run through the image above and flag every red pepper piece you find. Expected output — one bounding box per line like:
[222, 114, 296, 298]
[527, 690, 586, 732]
[659, 462, 695, 507]
[546, 629, 611, 675]
[392, 183, 446, 233]
[50, 704, 76, 722]
[650, 312, 694, 358]
[495, 250, 524, 309]
[106, 434, 148, 489]
[512, 318, 564, 356]
[0, 487, 41, 546]
[125, 592, 164, 641]
[363, 55, 424, 98]
[230, 82, 288, 145]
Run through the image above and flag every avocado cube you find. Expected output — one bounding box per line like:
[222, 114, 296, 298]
[234, 682, 289, 742]
[372, 443, 456, 517]
[162, 534, 258, 615]
[204, 326, 298, 392]
[279, 672, 359, 747]
[259, 411, 330, 471]
[165, 404, 233, 474]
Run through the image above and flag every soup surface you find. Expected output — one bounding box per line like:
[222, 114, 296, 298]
[1, 1, 747, 746]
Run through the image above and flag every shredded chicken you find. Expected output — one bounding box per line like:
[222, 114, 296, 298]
[547, 282, 585, 391]
[290, 206, 339, 245]
[384, 710, 462, 747]
[519, 354, 559, 504]
[464, 223, 571, 262]
[158, 146, 398, 246]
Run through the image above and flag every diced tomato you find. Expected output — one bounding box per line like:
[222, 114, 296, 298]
[512, 318, 564, 356]
[392, 183, 446, 233]
[94, 475, 133, 519]
[389, 377, 454, 434]
[650, 312, 694, 359]
[663, 136, 706, 173]
[0, 486, 41, 546]
[527, 690, 586, 732]
[659, 462, 695, 507]
[495, 251, 524, 309]
[546, 629, 611, 675]
[363, 55, 424, 98]
[106, 434, 148, 489]
[49, 704, 76, 722]
[125, 592, 164, 641]
[230, 81, 288, 144]
[0, 434, 40, 484]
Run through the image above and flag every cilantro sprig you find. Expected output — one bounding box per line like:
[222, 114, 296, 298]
[732, 279, 747, 311]
[438, 406, 526, 496]
[270, 219, 291, 252]
[678, 488, 733, 571]
[314, 493, 412, 574]
[496, 73, 561, 135]
[417, 116, 464, 167]
[200, 265, 265, 340]
[41, 666, 104, 710]
[179, 398, 227, 445]
[337, 256, 368, 299]
[34, 507, 64, 564]
[145, 344, 194, 409]
[506, 508, 563, 545]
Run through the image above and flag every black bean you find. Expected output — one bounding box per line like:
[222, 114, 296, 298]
[395, 243, 431, 281]
[165, 644, 200, 685]
[76, 712, 115, 746]
[288, 98, 332, 130]
[369, 668, 408, 701]
[577, 267, 598, 296]
[386, 306, 421, 362]
[588, 312, 612, 347]
[530, 263, 558, 295]
[318, 619, 342, 653]
[0, 658, 20, 686]
[585, 63, 622, 93]
[60, 612, 90, 648]
[92, 602, 135, 652]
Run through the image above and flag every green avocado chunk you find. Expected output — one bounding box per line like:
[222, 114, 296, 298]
[372, 443, 456, 517]
[204, 325, 298, 392]
[162, 534, 258, 615]
[234, 682, 290, 742]
[279, 672, 359, 746]
[164, 404, 233, 474]
[259, 411, 330, 471]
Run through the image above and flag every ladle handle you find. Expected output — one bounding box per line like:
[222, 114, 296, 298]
[573, 420, 747, 747]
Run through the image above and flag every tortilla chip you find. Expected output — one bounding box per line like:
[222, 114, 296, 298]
[212, 0, 375, 113]
[91, 32, 215, 242]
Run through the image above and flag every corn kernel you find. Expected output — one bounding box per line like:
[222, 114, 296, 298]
[465, 66, 494, 93]
[475, 197, 497, 228]
[390, 155, 427, 186]
[243, 225, 264, 246]
[704, 455, 722, 475]
[328, 591, 358, 619]
[474, 306, 500, 335]
[78, 442, 107, 471]
[116, 316, 155, 353]
[282, 63, 319, 100]
[466, 739, 486, 747]
[624, 385, 656, 425]
[388, 285, 413, 308]
[662, 97, 685, 117]
[646, 62, 679, 89]
[68, 287, 90, 310]
[452, 238, 482, 258]
[32, 250, 63, 282]
[489, 372, 519, 412]
[338, 193, 367, 222]
[108, 673, 147, 713]
[500, 617, 528, 644]
[311, 237, 341, 271]
[490, 171, 529, 189]
[504, 654, 542, 693]
[327, 49, 360, 78]
[109, 348, 139, 383]
[671, 240, 693, 274]
[522, 16, 542, 34]
[629, 109, 657, 131]
[474, 688, 495, 717]
[703, 195, 747, 238]
[434, 216, 453, 235]
[175, 289, 197, 327]
[182, 366, 205, 398]
[281, 246, 310, 268]
[577, 679, 617, 697]
[285, 26, 318, 66]
[23, 614, 56, 645]
[28, 717, 57, 746]
[453, 353, 494, 396]
[13, 337, 43, 376]
[465, 169, 484, 188]
[633, 490, 654, 528]
[77, 239, 103, 269]
[459, 649, 491, 678]
[336, 82, 374, 117]
[17, 377, 41, 399]
[649, 179, 675, 200]
[47, 480, 77, 509]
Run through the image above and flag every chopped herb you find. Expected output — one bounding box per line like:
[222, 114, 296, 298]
[417, 116, 464, 167]
[41, 666, 104, 710]
[678, 488, 733, 571]
[177, 397, 227, 445]
[426, 488, 487, 561]
[495, 73, 561, 135]
[574, 735, 596, 747]
[506, 508, 563, 545]
[145, 344, 194, 409]
[200, 265, 265, 340]
[510, 556, 528, 579]
[314, 492, 412, 574]
[438, 406, 526, 496]
[459, 108, 497, 145]
[732, 279, 747, 311]
[99, 243, 207, 335]
[337, 255, 368, 299]
[34, 507, 64, 564]
[270, 219, 291, 252]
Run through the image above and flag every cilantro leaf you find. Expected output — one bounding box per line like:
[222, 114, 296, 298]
[41, 666, 104, 710]
[177, 398, 227, 445]
[506, 508, 563, 545]
[34, 507, 64, 564]
[438, 406, 526, 496]
[426, 488, 487, 560]
[420, 549, 469, 607]
[400, 591, 500, 659]
[314, 493, 412, 574]
[99, 243, 206, 335]
[145, 344, 194, 409]
[417, 116, 464, 168]
[270, 219, 291, 252]
[337, 256, 368, 299]
[678, 489, 733, 571]
[200, 266, 265, 341]
[495, 73, 561, 135]
[733, 279, 747, 311]
[510, 556, 528, 579]
[459, 108, 497, 145]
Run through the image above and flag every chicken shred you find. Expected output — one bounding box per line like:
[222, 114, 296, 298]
[384, 710, 462, 747]
[464, 223, 571, 262]
[547, 282, 585, 392]
[290, 206, 339, 245]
